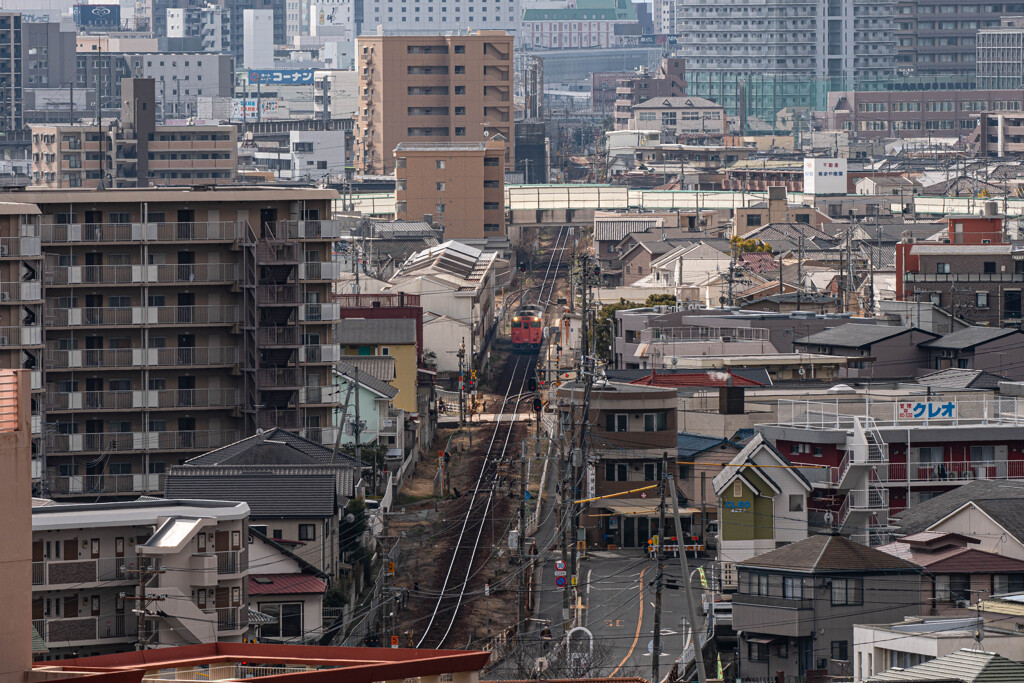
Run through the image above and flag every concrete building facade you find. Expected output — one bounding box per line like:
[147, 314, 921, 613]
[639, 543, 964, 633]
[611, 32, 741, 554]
[354, 32, 513, 175]
[394, 141, 505, 240]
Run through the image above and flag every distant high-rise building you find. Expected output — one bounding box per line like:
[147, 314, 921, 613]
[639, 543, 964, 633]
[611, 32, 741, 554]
[354, 32, 514, 175]
[0, 13, 22, 132]
[676, 0, 896, 119]
[360, 0, 520, 36]
[976, 15, 1024, 90]
[896, 0, 1024, 82]
[243, 8, 275, 68]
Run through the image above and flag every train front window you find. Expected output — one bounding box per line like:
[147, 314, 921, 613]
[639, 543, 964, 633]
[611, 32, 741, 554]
[531, 321, 541, 328]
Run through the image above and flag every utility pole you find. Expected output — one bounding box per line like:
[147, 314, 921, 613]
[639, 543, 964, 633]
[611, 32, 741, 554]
[797, 230, 804, 310]
[457, 338, 466, 428]
[124, 562, 164, 650]
[669, 474, 708, 683]
[653, 451, 668, 683]
[354, 365, 364, 495]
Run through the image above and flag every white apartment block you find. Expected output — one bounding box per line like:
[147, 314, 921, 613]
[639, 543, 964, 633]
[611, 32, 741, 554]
[675, 0, 896, 87]
[32, 498, 250, 660]
[243, 9, 275, 69]
[362, 0, 521, 36]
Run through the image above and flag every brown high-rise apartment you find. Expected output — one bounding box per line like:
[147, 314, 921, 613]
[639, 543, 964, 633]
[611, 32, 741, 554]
[355, 31, 513, 175]
[0, 186, 342, 499]
[394, 140, 505, 240]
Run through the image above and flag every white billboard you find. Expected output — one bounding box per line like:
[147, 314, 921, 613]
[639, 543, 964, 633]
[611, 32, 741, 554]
[803, 157, 848, 196]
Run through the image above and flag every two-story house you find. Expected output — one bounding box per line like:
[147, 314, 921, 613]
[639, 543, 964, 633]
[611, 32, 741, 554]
[734, 533, 922, 680]
[794, 323, 937, 379]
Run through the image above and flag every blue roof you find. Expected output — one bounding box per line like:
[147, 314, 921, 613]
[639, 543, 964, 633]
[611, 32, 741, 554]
[677, 432, 735, 458]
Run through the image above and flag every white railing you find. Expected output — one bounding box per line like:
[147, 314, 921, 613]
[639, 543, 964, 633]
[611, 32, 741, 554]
[41, 221, 246, 243]
[774, 397, 1024, 430]
[45, 305, 239, 327]
[46, 388, 239, 411]
[45, 346, 239, 370]
[45, 430, 240, 454]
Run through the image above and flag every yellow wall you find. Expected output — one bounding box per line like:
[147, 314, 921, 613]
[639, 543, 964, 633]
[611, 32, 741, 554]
[343, 344, 418, 413]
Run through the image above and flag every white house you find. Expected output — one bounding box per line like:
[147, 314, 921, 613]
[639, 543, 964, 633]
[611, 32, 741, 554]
[645, 241, 732, 289]
[926, 500, 1024, 561]
[629, 97, 727, 137]
[247, 530, 328, 644]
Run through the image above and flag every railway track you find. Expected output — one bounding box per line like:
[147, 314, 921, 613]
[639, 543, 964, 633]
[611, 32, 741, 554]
[415, 226, 571, 649]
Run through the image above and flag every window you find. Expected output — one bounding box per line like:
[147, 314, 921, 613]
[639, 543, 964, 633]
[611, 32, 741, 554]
[605, 461, 628, 481]
[935, 574, 971, 602]
[748, 641, 768, 662]
[831, 641, 849, 661]
[455, 106, 466, 115]
[984, 261, 997, 274]
[971, 445, 995, 461]
[259, 602, 303, 638]
[831, 578, 863, 605]
[748, 573, 769, 596]
[784, 576, 802, 599]
[298, 524, 316, 541]
[936, 262, 951, 274]
[733, 480, 743, 497]
[977, 292, 989, 308]
[643, 412, 667, 431]
[454, 65, 466, 74]
[789, 494, 804, 512]
[605, 413, 628, 432]
[436, 160, 446, 169]
[746, 214, 762, 227]
[994, 574, 1024, 595]
[643, 462, 661, 481]
[455, 127, 466, 136]
[436, 182, 446, 191]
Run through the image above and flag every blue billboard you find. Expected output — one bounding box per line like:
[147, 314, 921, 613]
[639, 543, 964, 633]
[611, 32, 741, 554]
[247, 69, 316, 85]
[73, 4, 121, 27]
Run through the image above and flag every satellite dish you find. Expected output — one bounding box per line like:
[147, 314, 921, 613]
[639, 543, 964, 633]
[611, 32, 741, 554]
[483, 130, 490, 137]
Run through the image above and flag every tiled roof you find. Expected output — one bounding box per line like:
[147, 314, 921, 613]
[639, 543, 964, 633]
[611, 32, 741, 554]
[593, 219, 662, 243]
[797, 323, 924, 349]
[920, 326, 1021, 351]
[336, 318, 417, 345]
[340, 355, 397, 381]
[915, 368, 1007, 391]
[738, 533, 920, 573]
[335, 360, 399, 399]
[633, 96, 722, 110]
[677, 433, 737, 458]
[164, 473, 337, 518]
[181, 428, 355, 467]
[867, 648, 1024, 682]
[249, 573, 328, 596]
[892, 482, 1024, 534]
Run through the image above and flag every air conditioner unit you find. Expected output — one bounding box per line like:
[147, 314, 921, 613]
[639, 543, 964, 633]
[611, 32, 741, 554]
[0, 336, 10, 346]
[0, 244, 8, 256]
[0, 291, 9, 301]
[956, 599, 971, 609]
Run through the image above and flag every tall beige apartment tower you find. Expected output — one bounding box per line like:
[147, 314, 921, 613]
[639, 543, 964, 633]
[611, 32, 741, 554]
[354, 31, 514, 175]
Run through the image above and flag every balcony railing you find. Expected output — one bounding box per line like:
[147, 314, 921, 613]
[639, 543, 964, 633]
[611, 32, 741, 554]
[904, 272, 1024, 283]
[45, 430, 240, 455]
[215, 549, 247, 575]
[32, 556, 140, 586]
[0, 280, 41, 302]
[258, 367, 300, 387]
[45, 263, 239, 286]
[299, 344, 340, 363]
[258, 326, 299, 346]
[41, 221, 246, 244]
[46, 473, 165, 495]
[299, 261, 343, 281]
[888, 459, 1024, 483]
[257, 284, 299, 305]
[45, 305, 239, 328]
[268, 220, 342, 240]
[45, 388, 240, 411]
[45, 346, 239, 370]
[216, 605, 247, 631]
[0, 235, 41, 257]
[299, 303, 340, 322]
[35, 614, 137, 643]
[0, 325, 41, 347]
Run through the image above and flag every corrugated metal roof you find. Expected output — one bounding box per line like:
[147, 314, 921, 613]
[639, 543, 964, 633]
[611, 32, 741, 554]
[338, 355, 397, 381]
[335, 361, 399, 399]
[593, 218, 662, 243]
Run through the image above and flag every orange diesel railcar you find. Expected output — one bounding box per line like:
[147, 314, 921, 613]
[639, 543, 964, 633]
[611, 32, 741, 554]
[511, 305, 543, 352]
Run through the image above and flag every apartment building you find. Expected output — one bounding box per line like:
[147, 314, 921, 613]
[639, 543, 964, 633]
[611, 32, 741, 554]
[0, 13, 22, 132]
[613, 58, 687, 130]
[627, 96, 726, 139]
[520, 0, 641, 50]
[394, 141, 505, 240]
[0, 185, 343, 499]
[977, 110, 1024, 157]
[31, 78, 237, 189]
[32, 497, 250, 659]
[354, 32, 513, 175]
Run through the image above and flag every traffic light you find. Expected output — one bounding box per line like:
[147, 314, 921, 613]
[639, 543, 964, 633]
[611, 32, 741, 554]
[527, 377, 537, 392]
[593, 265, 601, 277]
[519, 263, 527, 273]
[533, 397, 542, 413]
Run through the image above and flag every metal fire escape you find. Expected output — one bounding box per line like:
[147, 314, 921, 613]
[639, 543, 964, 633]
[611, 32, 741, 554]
[242, 220, 302, 434]
[837, 417, 891, 546]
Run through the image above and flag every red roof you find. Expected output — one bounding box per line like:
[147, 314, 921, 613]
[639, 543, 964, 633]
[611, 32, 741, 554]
[629, 370, 764, 388]
[248, 573, 327, 596]
[741, 252, 778, 273]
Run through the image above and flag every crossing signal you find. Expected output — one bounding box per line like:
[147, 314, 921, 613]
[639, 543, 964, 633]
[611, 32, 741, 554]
[519, 263, 527, 273]
[528, 377, 537, 392]
[593, 265, 601, 277]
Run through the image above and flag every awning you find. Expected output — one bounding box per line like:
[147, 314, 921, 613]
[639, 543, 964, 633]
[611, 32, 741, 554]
[635, 342, 649, 358]
[602, 499, 699, 517]
[746, 636, 782, 645]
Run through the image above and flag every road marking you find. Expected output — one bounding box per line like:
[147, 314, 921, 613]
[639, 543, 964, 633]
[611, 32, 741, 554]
[585, 568, 592, 628]
[609, 566, 647, 677]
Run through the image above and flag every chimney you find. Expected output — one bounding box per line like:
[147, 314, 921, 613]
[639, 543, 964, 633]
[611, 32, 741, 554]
[719, 385, 745, 414]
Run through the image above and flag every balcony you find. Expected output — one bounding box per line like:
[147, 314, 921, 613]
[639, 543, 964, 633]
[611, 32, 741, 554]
[216, 605, 247, 632]
[45, 305, 239, 328]
[45, 263, 239, 286]
[888, 459, 1024, 483]
[267, 220, 342, 240]
[46, 473, 165, 496]
[0, 324, 41, 347]
[256, 243, 299, 264]
[904, 272, 1024, 283]
[299, 303, 340, 322]
[45, 429, 241, 455]
[45, 346, 240, 370]
[299, 344, 340, 363]
[32, 556, 140, 587]
[0, 280, 40, 302]
[36, 614, 137, 644]
[0, 235, 41, 257]
[45, 388, 240, 412]
[299, 385, 341, 405]
[258, 367, 300, 387]
[300, 426, 340, 445]
[257, 284, 299, 305]
[215, 549, 247, 575]
[258, 326, 299, 346]
[41, 221, 246, 244]
[299, 261, 343, 281]
[257, 410, 300, 430]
